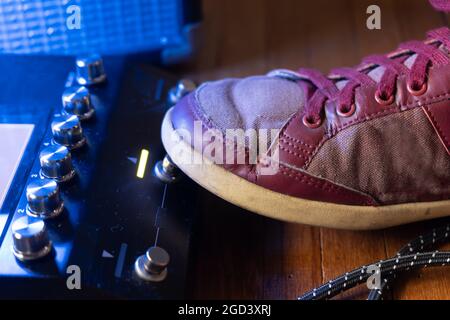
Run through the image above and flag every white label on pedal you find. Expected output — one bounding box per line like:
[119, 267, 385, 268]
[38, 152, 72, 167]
[0, 124, 34, 209]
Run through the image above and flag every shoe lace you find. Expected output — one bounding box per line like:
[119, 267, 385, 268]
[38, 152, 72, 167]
[298, 27, 450, 128]
[429, 0, 450, 12]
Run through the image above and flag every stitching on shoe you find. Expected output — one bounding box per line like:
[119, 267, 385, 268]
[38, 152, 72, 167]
[280, 161, 378, 204]
[189, 94, 261, 180]
[279, 145, 309, 160]
[278, 165, 376, 205]
[191, 101, 215, 130]
[303, 135, 329, 169]
[403, 92, 450, 108]
[281, 132, 316, 149]
[424, 104, 450, 147]
[279, 93, 450, 168]
[193, 80, 246, 133]
[279, 137, 313, 155]
[277, 113, 327, 168]
[329, 105, 399, 136]
[278, 113, 318, 165]
[192, 83, 220, 130]
[331, 92, 450, 134]
[279, 165, 342, 193]
[227, 80, 246, 130]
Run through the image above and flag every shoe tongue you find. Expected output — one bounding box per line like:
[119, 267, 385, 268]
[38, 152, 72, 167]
[429, 0, 450, 12]
[438, 42, 450, 56]
[269, 37, 450, 93]
[335, 41, 449, 90]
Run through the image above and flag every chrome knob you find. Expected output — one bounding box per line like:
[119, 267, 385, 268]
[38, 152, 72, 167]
[135, 246, 170, 282]
[154, 155, 179, 183]
[51, 114, 86, 150]
[62, 86, 94, 120]
[12, 216, 53, 261]
[26, 179, 64, 219]
[39, 145, 76, 182]
[76, 54, 106, 86]
[168, 79, 196, 105]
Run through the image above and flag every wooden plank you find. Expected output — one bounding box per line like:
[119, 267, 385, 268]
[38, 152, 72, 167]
[187, 190, 266, 299]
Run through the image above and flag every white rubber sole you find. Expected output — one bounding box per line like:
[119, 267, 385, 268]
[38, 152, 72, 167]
[161, 108, 450, 230]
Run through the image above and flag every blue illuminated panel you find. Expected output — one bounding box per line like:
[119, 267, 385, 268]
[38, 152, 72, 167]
[0, 0, 183, 55]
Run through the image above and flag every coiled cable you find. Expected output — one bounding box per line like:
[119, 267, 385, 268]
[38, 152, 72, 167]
[368, 224, 450, 300]
[299, 224, 450, 300]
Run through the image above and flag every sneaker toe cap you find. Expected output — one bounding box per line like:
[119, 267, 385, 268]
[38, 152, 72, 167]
[171, 75, 305, 135]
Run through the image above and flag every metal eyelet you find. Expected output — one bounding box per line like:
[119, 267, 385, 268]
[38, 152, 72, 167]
[374, 90, 395, 106]
[302, 114, 322, 129]
[407, 81, 427, 96]
[336, 103, 356, 118]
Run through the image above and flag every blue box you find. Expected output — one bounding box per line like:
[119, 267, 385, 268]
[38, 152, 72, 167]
[0, 0, 201, 62]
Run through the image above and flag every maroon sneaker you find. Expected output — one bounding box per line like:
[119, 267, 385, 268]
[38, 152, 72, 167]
[161, 24, 450, 230]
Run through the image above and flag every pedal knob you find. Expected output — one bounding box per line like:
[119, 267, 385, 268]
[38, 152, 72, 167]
[26, 179, 64, 219]
[39, 145, 76, 182]
[135, 246, 170, 282]
[76, 54, 106, 86]
[52, 114, 86, 150]
[168, 79, 196, 105]
[12, 216, 52, 261]
[154, 155, 179, 183]
[62, 86, 95, 120]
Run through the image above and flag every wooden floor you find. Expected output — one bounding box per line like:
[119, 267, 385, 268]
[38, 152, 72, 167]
[176, 0, 450, 300]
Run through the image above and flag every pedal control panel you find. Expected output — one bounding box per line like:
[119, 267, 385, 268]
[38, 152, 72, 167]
[0, 54, 197, 299]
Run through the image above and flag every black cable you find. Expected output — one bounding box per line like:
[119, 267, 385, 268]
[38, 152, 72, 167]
[299, 224, 450, 300]
[368, 224, 450, 300]
[299, 251, 450, 300]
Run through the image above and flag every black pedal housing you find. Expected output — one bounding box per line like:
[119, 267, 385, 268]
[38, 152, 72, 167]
[0, 55, 197, 299]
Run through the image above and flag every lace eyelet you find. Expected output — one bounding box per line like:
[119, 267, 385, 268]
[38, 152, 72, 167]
[337, 103, 356, 118]
[407, 81, 427, 96]
[374, 91, 395, 106]
[302, 114, 322, 129]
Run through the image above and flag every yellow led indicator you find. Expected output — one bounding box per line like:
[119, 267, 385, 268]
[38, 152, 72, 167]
[136, 149, 149, 179]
